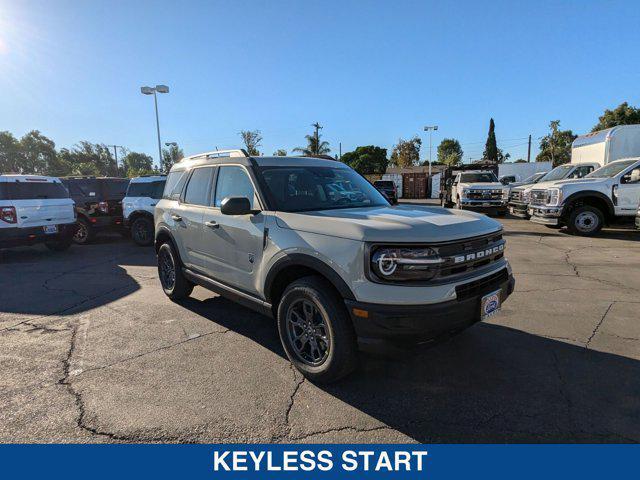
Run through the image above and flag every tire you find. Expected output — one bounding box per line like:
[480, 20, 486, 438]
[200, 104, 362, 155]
[157, 242, 194, 301]
[131, 217, 154, 246]
[277, 276, 358, 383]
[45, 236, 73, 252]
[566, 206, 604, 236]
[73, 218, 94, 245]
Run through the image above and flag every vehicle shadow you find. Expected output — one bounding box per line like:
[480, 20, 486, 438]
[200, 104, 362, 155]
[0, 239, 155, 318]
[180, 295, 640, 443]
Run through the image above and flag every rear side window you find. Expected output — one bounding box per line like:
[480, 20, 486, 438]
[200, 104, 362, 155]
[0, 181, 69, 200]
[163, 171, 187, 199]
[104, 180, 129, 198]
[126, 181, 165, 199]
[183, 168, 214, 206]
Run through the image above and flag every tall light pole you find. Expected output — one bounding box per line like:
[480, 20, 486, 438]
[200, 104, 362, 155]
[141, 84, 169, 167]
[423, 125, 438, 177]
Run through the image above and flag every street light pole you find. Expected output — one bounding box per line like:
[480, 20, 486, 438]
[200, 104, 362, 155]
[423, 125, 439, 177]
[141, 85, 170, 167]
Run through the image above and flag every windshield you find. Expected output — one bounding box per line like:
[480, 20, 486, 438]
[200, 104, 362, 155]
[539, 165, 573, 182]
[586, 160, 636, 178]
[459, 172, 498, 183]
[523, 172, 546, 183]
[257, 166, 389, 212]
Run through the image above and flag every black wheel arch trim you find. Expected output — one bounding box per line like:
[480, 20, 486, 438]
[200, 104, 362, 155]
[562, 191, 615, 216]
[264, 253, 356, 303]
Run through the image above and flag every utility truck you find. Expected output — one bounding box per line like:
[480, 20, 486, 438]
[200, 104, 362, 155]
[440, 164, 508, 215]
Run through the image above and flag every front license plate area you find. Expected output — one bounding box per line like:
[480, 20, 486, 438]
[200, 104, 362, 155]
[481, 289, 501, 320]
[43, 225, 58, 234]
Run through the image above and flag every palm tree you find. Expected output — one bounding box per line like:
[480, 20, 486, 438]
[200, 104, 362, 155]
[293, 123, 331, 157]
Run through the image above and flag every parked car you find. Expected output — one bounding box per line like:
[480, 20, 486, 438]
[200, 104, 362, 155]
[373, 180, 398, 204]
[0, 174, 76, 251]
[123, 175, 166, 246]
[441, 167, 508, 215]
[636, 202, 640, 230]
[154, 149, 515, 383]
[62, 176, 129, 244]
[529, 158, 640, 235]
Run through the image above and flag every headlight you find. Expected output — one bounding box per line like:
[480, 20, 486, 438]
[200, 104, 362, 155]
[547, 188, 562, 206]
[370, 246, 443, 282]
[501, 188, 509, 199]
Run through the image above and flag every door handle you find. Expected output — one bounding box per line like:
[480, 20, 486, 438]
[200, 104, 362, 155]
[204, 220, 219, 229]
[171, 214, 183, 221]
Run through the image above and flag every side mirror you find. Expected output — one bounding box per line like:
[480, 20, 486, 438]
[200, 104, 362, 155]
[221, 196, 252, 215]
[500, 178, 508, 185]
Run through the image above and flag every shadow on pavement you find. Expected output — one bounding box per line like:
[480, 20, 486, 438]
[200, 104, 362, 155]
[181, 295, 640, 443]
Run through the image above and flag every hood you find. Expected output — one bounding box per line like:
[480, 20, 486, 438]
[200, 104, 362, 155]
[549, 178, 607, 187]
[459, 182, 503, 190]
[275, 205, 502, 243]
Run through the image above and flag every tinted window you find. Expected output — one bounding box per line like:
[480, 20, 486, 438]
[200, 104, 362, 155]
[64, 179, 100, 197]
[126, 180, 165, 199]
[214, 166, 255, 208]
[258, 166, 388, 212]
[374, 181, 394, 188]
[183, 168, 213, 205]
[163, 171, 187, 199]
[0, 181, 70, 200]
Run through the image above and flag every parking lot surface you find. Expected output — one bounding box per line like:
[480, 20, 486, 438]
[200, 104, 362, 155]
[1, 214, 639, 443]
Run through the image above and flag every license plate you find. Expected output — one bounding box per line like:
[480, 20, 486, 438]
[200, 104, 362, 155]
[481, 289, 501, 320]
[43, 225, 58, 234]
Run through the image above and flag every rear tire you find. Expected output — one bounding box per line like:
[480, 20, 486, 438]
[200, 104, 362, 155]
[73, 218, 94, 245]
[277, 276, 358, 383]
[566, 206, 604, 236]
[157, 242, 194, 301]
[131, 217, 154, 246]
[45, 237, 73, 252]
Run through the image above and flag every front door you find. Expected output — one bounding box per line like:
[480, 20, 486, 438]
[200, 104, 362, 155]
[615, 165, 640, 216]
[200, 165, 265, 296]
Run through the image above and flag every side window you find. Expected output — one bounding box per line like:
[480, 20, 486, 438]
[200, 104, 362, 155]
[622, 167, 640, 184]
[571, 166, 593, 179]
[183, 168, 214, 205]
[163, 171, 187, 200]
[214, 166, 255, 208]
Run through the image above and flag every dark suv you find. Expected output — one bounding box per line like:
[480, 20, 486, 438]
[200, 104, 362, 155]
[62, 177, 130, 244]
[373, 180, 398, 204]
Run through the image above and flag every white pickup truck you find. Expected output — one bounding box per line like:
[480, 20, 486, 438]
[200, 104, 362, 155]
[446, 170, 509, 215]
[529, 158, 640, 235]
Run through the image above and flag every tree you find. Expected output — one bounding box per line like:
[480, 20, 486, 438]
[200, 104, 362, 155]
[536, 120, 577, 167]
[340, 146, 388, 175]
[293, 124, 330, 157]
[161, 144, 184, 173]
[514, 158, 528, 163]
[122, 151, 154, 177]
[273, 149, 287, 156]
[483, 118, 498, 163]
[239, 130, 263, 156]
[497, 149, 510, 163]
[437, 138, 463, 166]
[389, 136, 421, 168]
[592, 102, 640, 132]
[0, 131, 22, 173]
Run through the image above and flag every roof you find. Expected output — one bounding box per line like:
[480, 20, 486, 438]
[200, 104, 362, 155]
[0, 174, 62, 183]
[129, 175, 166, 183]
[573, 124, 640, 148]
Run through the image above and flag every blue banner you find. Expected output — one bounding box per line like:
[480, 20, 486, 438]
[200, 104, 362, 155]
[0, 444, 637, 479]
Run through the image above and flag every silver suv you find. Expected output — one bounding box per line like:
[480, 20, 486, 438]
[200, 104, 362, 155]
[154, 149, 515, 382]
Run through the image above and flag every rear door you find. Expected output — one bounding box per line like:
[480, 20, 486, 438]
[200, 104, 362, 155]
[200, 165, 265, 295]
[2, 180, 74, 229]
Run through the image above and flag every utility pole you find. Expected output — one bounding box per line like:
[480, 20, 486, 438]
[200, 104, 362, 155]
[312, 122, 323, 155]
[527, 134, 532, 162]
[108, 145, 123, 173]
[339, 142, 342, 160]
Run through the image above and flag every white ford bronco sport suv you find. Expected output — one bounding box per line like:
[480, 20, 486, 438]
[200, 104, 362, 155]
[155, 150, 515, 382]
[529, 158, 640, 236]
[0, 175, 76, 251]
[123, 175, 166, 246]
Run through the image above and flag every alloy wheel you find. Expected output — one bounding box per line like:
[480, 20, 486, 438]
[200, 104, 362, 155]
[158, 247, 176, 290]
[285, 299, 331, 366]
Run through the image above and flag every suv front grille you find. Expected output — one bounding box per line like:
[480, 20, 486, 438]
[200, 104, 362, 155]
[466, 189, 503, 200]
[455, 268, 509, 301]
[530, 190, 548, 206]
[434, 232, 505, 280]
[510, 190, 523, 202]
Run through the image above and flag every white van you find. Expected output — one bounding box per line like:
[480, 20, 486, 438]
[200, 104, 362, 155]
[0, 175, 77, 251]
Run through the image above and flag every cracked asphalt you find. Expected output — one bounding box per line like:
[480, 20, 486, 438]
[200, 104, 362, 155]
[1, 216, 639, 443]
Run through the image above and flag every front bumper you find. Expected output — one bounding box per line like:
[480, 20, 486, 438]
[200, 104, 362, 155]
[529, 205, 563, 225]
[0, 223, 77, 249]
[635, 215, 640, 229]
[459, 199, 508, 212]
[508, 201, 530, 218]
[345, 269, 515, 343]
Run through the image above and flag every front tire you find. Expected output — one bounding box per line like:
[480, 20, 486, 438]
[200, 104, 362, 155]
[157, 242, 194, 300]
[73, 218, 94, 245]
[566, 206, 604, 236]
[131, 217, 154, 246]
[277, 276, 358, 383]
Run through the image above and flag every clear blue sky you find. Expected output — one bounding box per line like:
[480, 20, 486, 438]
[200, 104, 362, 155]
[1, 0, 639, 166]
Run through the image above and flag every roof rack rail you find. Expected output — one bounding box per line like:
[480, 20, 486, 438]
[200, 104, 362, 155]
[181, 149, 249, 162]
